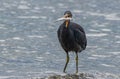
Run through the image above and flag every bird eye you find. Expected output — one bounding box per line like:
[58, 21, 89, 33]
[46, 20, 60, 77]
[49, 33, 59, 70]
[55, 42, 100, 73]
[67, 15, 70, 17]
[64, 14, 71, 18]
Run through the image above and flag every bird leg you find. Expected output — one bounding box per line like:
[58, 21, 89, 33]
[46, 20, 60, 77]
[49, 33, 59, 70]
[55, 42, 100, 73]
[75, 52, 78, 73]
[63, 52, 69, 73]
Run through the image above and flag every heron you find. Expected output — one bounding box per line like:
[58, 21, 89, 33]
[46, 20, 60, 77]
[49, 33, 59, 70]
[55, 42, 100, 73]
[56, 11, 87, 73]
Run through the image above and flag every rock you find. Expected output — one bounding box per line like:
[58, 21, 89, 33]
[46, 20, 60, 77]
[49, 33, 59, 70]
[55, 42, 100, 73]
[47, 73, 95, 79]
[34, 72, 120, 79]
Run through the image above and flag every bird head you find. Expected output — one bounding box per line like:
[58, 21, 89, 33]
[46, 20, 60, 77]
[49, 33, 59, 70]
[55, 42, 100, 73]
[56, 11, 73, 28]
[64, 11, 72, 18]
[56, 11, 73, 21]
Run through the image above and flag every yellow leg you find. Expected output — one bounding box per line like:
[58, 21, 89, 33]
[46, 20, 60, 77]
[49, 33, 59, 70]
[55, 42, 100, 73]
[76, 52, 78, 73]
[63, 52, 69, 73]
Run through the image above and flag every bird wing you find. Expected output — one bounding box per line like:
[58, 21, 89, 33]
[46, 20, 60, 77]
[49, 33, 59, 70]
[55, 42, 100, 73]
[74, 29, 87, 50]
[57, 27, 61, 42]
[57, 25, 63, 44]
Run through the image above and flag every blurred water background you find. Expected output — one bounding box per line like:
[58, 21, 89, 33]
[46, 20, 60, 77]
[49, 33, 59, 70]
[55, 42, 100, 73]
[0, 0, 120, 79]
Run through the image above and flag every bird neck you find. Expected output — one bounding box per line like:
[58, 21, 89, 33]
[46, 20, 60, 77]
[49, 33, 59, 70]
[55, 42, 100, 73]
[65, 20, 70, 28]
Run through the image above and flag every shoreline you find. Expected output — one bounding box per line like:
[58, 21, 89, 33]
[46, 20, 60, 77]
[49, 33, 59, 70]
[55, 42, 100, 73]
[39, 72, 120, 79]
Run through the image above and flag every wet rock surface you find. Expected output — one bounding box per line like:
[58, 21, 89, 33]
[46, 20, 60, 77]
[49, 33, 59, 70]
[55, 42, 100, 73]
[46, 73, 95, 79]
[39, 73, 120, 79]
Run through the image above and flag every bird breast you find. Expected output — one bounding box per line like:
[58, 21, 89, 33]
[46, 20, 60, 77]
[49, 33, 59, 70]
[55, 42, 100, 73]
[60, 27, 78, 51]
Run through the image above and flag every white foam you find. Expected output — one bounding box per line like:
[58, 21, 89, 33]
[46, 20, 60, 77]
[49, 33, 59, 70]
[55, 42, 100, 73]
[89, 29, 100, 32]
[43, 6, 54, 9]
[109, 52, 120, 55]
[45, 52, 50, 55]
[87, 45, 98, 48]
[87, 11, 106, 17]
[12, 37, 24, 40]
[34, 6, 40, 10]
[115, 35, 120, 38]
[58, 3, 64, 7]
[18, 5, 30, 9]
[18, 16, 38, 19]
[105, 14, 120, 20]
[116, 41, 120, 44]
[28, 35, 47, 38]
[0, 40, 5, 42]
[91, 21, 108, 27]
[14, 49, 21, 52]
[86, 33, 107, 37]
[0, 44, 8, 46]
[101, 64, 115, 67]
[17, 16, 47, 19]
[73, 10, 83, 13]
[35, 57, 44, 61]
[101, 29, 111, 32]
[17, 46, 26, 49]
[88, 57, 97, 60]
[92, 54, 111, 58]
[6, 70, 15, 73]
[36, 57, 44, 59]
[87, 12, 120, 20]
[0, 76, 24, 79]
[0, 76, 16, 79]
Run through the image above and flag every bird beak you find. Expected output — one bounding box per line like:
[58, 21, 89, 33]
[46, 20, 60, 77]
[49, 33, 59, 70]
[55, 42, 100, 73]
[55, 15, 72, 22]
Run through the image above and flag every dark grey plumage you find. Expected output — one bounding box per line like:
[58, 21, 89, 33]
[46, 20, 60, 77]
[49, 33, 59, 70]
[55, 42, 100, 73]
[57, 11, 87, 73]
[57, 21, 87, 52]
